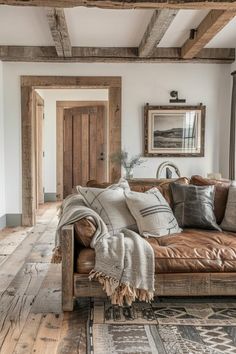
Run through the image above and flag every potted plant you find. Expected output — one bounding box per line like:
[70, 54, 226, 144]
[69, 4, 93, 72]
[111, 150, 146, 179]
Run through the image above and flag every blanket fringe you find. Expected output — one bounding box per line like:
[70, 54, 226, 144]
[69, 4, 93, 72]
[89, 270, 154, 306]
[51, 246, 62, 263]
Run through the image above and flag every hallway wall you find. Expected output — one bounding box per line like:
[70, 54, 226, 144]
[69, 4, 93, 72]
[0, 61, 6, 229]
[2, 61, 231, 216]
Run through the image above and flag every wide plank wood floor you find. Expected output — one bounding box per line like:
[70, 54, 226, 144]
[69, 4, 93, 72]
[0, 203, 87, 354]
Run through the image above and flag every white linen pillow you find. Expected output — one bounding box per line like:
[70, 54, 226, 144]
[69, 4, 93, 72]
[221, 185, 236, 232]
[77, 179, 137, 235]
[125, 187, 182, 237]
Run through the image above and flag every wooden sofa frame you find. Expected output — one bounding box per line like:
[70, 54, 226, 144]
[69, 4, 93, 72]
[62, 224, 236, 311]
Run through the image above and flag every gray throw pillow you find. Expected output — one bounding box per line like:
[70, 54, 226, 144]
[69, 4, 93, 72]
[221, 185, 236, 232]
[125, 187, 182, 237]
[77, 179, 137, 235]
[170, 183, 221, 231]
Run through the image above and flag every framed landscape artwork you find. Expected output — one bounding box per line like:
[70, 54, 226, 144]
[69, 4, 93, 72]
[144, 104, 205, 157]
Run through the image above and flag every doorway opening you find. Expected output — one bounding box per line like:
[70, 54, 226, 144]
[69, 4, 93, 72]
[21, 76, 121, 226]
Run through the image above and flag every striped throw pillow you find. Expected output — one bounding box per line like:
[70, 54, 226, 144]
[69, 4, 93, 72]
[77, 179, 137, 235]
[125, 187, 182, 237]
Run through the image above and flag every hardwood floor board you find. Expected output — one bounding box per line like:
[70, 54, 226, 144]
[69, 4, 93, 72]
[0, 203, 68, 354]
[0, 231, 29, 256]
[13, 313, 43, 354]
[56, 301, 89, 354]
[27, 243, 55, 263]
[0, 227, 31, 241]
[0, 255, 8, 267]
[31, 264, 62, 314]
[5, 263, 49, 297]
[0, 294, 35, 354]
[0, 207, 57, 293]
[32, 313, 63, 354]
[37, 229, 55, 244]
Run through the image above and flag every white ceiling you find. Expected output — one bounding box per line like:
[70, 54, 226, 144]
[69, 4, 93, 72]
[0, 5, 236, 48]
[65, 8, 153, 47]
[206, 16, 236, 48]
[158, 10, 209, 47]
[0, 7, 53, 46]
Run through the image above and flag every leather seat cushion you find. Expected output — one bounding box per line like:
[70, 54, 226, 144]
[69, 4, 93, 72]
[76, 229, 236, 274]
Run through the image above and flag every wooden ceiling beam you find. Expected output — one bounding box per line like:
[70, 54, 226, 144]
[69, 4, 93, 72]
[139, 9, 178, 57]
[46, 8, 72, 57]
[1, 0, 236, 10]
[181, 10, 236, 59]
[0, 46, 234, 63]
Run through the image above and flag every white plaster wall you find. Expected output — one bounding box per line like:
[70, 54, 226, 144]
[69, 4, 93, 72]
[2, 62, 231, 214]
[219, 58, 236, 179]
[0, 61, 5, 219]
[35, 89, 108, 193]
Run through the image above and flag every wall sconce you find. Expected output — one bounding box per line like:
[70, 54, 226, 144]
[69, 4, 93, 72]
[169, 90, 186, 103]
[189, 29, 197, 40]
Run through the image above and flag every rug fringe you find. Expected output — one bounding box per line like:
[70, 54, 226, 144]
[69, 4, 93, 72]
[89, 270, 154, 306]
[51, 246, 62, 263]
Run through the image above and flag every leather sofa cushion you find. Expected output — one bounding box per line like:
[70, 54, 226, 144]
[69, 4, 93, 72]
[74, 218, 96, 247]
[190, 175, 231, 224]
[76, 229, 236, 274]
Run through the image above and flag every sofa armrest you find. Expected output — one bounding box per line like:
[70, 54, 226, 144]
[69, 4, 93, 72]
[61, 224, 74, 311]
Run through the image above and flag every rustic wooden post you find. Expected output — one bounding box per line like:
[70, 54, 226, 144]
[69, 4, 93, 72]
[109, 86, 121, 182]
[21, 84, 35, 226]
[61, 224, 74, 311]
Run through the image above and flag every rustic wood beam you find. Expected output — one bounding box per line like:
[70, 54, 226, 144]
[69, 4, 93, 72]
[181, 10, 236, 59]
[1, 0, 236, 10]
[46, 8, 72, 57]
[139, 9, 178, 57]
[0, 46, 234, 63]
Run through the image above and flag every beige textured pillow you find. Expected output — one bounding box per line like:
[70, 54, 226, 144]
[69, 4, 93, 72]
[221, 185, 236, 232]
[77, 179, 137, 235]
[125, 187, 182, 237]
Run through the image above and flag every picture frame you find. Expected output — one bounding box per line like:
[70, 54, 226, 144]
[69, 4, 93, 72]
[144, 104, 205, 157]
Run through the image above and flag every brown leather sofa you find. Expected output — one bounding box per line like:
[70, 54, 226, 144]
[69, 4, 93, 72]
[61, 175, 236, 311]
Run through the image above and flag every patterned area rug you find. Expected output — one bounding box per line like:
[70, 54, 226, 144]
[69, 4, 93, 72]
[87, 298, 236, 354]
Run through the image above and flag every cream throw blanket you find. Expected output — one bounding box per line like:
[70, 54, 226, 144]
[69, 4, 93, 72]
[54, 194, 155, 305]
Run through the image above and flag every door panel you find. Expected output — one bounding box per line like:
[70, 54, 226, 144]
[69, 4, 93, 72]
[96, 106, 106, 182]
[72, 111, 82, 187]
[80, 114, 90, 186]
[63, 105, 106, 198]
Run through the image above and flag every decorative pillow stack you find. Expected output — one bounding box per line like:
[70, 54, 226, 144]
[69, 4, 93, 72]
[170, 183, 221, 231]
[125, 187, 182, 237]
[77, 179, 137, 235]
[221, 185, 236, 232]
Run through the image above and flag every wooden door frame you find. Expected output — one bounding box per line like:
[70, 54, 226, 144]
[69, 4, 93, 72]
[21, 76, 121, 226]
[56, 100, 108, 201]
[33, 91, 44, 209]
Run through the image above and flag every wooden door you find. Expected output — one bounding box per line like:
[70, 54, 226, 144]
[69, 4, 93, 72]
[63, 106, 106, 197]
